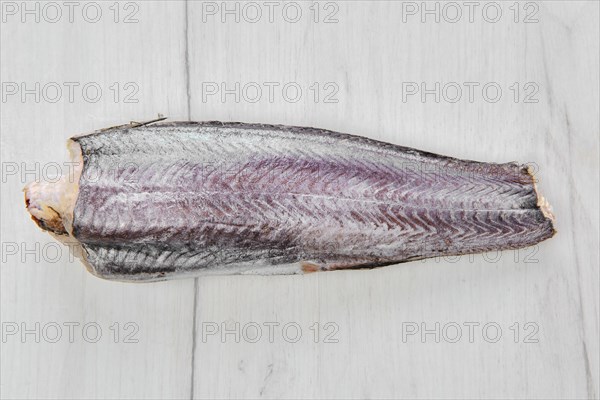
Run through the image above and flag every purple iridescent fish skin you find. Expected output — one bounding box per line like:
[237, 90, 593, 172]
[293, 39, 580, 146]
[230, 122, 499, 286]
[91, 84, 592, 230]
[25, 121, 555, 282]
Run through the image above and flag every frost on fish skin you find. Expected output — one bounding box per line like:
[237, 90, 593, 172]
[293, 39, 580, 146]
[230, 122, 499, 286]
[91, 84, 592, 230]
[26, 121, 556, 282]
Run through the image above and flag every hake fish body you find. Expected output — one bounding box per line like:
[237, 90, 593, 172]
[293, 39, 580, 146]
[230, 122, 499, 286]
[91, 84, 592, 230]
[24, 121, 555, 282]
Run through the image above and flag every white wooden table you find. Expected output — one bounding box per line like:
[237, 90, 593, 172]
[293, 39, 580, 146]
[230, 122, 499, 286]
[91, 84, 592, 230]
[1, 1, 598, 398]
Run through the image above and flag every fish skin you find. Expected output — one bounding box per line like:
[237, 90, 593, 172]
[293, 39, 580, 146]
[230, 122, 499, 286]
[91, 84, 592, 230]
[57, 121, 554, 281]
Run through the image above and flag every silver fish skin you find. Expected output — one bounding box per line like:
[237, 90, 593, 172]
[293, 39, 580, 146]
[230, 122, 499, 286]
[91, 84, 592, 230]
[24, 121, 555, 282]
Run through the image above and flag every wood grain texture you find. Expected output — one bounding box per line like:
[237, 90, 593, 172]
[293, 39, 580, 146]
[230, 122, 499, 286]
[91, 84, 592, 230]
[0, 2, 194, 399]
[1, 1, 598, 399]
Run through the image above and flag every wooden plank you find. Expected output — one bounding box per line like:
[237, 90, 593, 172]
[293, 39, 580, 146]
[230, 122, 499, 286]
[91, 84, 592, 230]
[187, 2, 599, 399]
[1, 2, 194, 399]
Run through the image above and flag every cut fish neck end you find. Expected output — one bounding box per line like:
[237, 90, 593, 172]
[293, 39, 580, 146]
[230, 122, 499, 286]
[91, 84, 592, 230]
[23, 140, 83, 236]
[526, 164, 557, 235]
